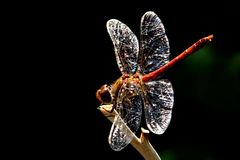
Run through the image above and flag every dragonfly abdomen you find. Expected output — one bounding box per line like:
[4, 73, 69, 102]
[142, 34, 214, 82]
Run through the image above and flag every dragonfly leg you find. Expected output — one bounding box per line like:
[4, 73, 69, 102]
[109, 97, 117, 113]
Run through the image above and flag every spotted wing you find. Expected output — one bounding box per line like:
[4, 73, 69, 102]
[109, 81, 142, 151]
[107, 19, 139, 75]
[138, 11, 170, 75]
[143, 79, 174, 134]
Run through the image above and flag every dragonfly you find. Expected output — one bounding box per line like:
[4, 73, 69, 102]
[96, 11, 213, 151]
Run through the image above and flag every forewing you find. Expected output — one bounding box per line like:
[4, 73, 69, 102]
[138, 11, 170, 74]
[143, 79, 174, 134]
[109, 81, 143, 151]
[107, 19, 139, 75]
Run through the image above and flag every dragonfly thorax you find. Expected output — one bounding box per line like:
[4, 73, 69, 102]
[97, 75, 142, 106]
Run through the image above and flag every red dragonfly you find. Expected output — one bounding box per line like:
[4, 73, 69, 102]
[96, 11, 213, 151]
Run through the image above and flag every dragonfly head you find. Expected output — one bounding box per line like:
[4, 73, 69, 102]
[96, 84, 112, 104]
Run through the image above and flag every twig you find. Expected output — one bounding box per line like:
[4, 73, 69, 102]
[98, 104, 161, 160]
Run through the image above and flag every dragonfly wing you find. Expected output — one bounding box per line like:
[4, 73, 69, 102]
[143, 79, 174, 134]
[106, 19, 139, 75]
[109, 81, 143, 151]
[138, 11, 170, 74]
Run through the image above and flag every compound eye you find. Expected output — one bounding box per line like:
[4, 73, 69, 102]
[96, 84, 112, 104]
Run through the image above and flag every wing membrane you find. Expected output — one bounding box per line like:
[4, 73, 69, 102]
[107, 19, 139, 75]
[138, 11, 170, 74]
[109, 81, 142, 151]
[143, 79, 174, 134]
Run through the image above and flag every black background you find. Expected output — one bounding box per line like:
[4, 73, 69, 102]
[22, 1, 240, 159]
